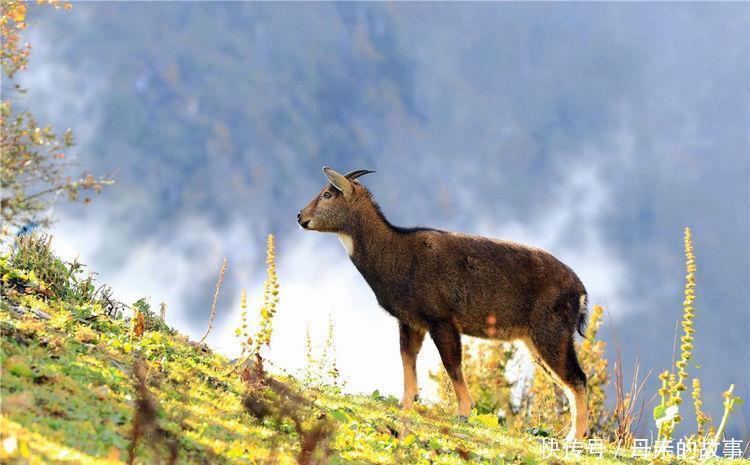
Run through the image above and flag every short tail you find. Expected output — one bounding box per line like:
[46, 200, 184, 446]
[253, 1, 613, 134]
[576, 293, 589, 337]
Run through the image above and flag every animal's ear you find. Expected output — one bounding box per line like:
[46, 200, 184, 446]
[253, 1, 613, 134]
[323, 166, 353, 199]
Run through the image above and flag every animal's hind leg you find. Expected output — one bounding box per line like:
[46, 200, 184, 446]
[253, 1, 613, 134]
[528, 329, 588, 441]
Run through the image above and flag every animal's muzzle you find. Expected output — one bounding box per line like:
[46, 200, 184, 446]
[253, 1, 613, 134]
[297, 211, 310, 229]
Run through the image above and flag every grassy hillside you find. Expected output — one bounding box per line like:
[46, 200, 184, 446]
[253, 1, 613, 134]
[0, 237, 743, 465]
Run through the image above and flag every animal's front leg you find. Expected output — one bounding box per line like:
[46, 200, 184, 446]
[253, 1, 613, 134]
[399, 322, 425, 409]
[429, 320, 472, 419]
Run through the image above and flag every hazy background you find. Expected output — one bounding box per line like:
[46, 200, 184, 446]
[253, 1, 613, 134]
[18, 1, 749, 440]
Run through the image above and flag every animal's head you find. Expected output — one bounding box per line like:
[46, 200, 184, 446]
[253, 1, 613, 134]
[297, 166, 376, 233]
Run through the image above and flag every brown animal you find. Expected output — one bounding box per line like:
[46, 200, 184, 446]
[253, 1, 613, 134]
[298, 167, 589, 440]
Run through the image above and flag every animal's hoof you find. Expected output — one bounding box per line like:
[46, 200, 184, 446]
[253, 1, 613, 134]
[400, 394, 419, 410]
[457, 415, 469, 423]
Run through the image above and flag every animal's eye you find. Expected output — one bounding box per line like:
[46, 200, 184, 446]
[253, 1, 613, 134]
[323, 192, 332, 199]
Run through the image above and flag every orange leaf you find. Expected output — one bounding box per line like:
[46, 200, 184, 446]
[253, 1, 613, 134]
[107, 447, 121, 461]
[133, 311, 145, 338]
[8, 4, 27, 23]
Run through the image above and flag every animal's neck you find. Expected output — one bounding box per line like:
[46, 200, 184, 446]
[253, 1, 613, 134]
[337, 205, 402, 270]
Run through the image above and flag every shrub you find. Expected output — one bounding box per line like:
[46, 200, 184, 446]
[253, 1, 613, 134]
[2, 234, 108, 309]
[132, 297, 175, 335]
[1, 1, 111, 229]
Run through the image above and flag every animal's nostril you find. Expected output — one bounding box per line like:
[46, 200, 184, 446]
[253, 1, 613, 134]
[297, 212, 301, 220]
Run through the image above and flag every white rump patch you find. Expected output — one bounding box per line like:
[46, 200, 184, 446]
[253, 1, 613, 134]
[337, 234, 354, 256]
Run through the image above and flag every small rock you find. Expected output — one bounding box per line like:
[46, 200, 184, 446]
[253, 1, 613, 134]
[8, 306, 25, 318]
[29, 307, 51, 320]
[9, 306, 50, 320]
[109, 359, 128, 374]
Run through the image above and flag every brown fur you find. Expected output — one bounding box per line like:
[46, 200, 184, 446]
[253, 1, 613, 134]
[298, 168, 589, 439]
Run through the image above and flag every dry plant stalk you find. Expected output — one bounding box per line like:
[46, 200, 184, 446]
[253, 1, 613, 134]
[198, 257, 228, 344]
[159, 302, 167, 321]
[613, 349, 653, 447]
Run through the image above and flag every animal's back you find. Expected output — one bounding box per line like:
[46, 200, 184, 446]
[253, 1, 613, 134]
[404, 229, 586, 338]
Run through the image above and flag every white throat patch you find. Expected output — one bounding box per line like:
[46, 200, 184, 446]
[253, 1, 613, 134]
[337, 234, 354, 257]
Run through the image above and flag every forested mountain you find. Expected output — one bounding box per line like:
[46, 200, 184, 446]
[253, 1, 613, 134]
[19, 2, 749, 438]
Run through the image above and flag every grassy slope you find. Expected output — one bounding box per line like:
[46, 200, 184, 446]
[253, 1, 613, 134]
[0, 263, 743, 465]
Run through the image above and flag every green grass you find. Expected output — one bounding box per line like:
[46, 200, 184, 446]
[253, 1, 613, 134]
[0, 241, 745, 465]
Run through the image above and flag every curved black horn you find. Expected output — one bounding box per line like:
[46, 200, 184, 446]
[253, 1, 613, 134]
[344, 169, 376, 180]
